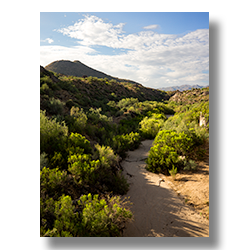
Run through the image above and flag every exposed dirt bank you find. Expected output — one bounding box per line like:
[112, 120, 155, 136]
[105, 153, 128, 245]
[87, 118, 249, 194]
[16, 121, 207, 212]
[121, 140, 209, 237]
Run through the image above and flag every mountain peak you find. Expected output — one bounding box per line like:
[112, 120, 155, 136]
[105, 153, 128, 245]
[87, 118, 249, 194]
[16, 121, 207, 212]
[44, 60, 140, 85]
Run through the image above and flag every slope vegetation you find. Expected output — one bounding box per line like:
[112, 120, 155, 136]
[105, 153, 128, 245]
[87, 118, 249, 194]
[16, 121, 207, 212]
[40, 65, 209, 237]
[40, 66, 176, 237]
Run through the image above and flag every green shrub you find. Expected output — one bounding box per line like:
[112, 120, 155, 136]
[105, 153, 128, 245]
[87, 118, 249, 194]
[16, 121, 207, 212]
[40, 167, 68, 199]
[112, 132, 141, 158]
[47, 97, 65, 116]
[40, 110, 68, 156]
[87, 107, 112, 125]
[139, 115, 165, 139]
[70, 107, 88, 135]
[183, 159, 198, 171]
[117, 98, 139, 110]
[94, 144, 119, 168]
[146, 144, 179, 173]
[67, 153, 99, 185]
[42, 194, 132, 237]
[68, 132, 92, 155]
[146, 130, 202, 174]
[168, 165, 178, 179]
[40, 83, 52, 96]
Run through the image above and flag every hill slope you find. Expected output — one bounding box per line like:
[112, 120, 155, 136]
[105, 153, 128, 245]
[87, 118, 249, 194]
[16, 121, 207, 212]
[40, 66, 173, 115]
[45, 60, 140, 85]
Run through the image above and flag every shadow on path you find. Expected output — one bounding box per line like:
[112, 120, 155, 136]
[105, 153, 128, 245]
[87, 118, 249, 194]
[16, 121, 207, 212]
[122, 140, 209, 237]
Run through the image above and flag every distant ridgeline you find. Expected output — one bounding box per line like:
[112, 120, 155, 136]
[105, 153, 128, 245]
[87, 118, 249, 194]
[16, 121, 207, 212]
[159, 84, 209, 92]
[45, 60, 140, 85]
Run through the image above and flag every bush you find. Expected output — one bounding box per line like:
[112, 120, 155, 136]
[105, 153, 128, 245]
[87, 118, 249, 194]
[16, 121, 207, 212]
[117, 98, 139, 110]
[40, 110, 68, 156]
[67, 153, 99, 185]
[146, 130, 202, 174]
[146, 144, 179, 174]
[40, 83, 52, 96]
[87, 107, 112, 125]
[42, 194, 132, 237]
[112, 132, 141, 158]
[183, 159, 198, 171]
[94, 144, 119, 168]
[40, 167, 68, 199]
[70, 107, 88, 135]
[139, 115, 165, 139]
[68, 132, 92, 155]
[47, 98, 65, 116]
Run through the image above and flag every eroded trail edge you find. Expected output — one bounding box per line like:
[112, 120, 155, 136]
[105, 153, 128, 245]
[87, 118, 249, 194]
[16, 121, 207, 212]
[121, 140, 209, 237]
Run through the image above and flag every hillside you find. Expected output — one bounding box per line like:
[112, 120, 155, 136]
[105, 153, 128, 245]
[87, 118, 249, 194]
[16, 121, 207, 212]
[40, 66, 173, 115]
[169, 87, 209, 104]
[40, 65, 209, 237]
[159, 84, 208, 92]
[45, 60, 140, 85]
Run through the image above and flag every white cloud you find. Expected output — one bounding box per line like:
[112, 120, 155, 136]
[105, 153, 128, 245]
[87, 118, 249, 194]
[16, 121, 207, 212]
[143, 24, 159, 30]
[41, 15, 209, 88]
[44, 38, 54, 44]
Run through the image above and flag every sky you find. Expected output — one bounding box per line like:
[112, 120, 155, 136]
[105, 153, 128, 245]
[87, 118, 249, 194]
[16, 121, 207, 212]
[40, 12, 209, 89]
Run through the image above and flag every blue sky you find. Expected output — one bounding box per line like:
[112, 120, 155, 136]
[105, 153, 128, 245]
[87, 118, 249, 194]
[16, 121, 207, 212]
[40, 12, 209, 88]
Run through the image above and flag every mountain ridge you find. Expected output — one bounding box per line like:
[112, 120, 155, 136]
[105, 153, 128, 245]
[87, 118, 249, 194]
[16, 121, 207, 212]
[45, 60, 140, 85]
[159, 84, 208, 92]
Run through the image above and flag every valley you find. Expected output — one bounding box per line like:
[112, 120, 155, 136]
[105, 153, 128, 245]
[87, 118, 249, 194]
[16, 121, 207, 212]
[40, 62, 209, 237]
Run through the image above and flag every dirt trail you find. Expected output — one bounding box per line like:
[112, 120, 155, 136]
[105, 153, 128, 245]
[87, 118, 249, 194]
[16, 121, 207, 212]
[121, 140, 209, 237]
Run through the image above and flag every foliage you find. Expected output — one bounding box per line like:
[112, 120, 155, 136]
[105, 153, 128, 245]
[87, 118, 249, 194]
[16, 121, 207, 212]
[94, 144, 119, 168]
[40, 110, 68, 156]
[183, 159, 198, 171]
[67, 153, 99, 185]
[112, 132, 141, 158]
[42, 194, 132, 237]
[40, 167, 68, 199]
[139, 115, 165, 139]
[40, 66, 208, 236]
[40, 83, 52, 96]
[67, 132, 92, 155]
[87, 107, 113, 125]
[146, 130, 203, 174]
[40, 152, 49, 170]
[47, 97, 65, 115]
[168, 165, 178, 179]
[117, 98, 139, 110]
[70, 106, 88, 135]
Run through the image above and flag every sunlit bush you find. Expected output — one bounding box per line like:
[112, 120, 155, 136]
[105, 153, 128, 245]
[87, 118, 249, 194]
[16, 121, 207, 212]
[139, 115, 165, 139]
[40, 110, 68, 156]
[42, 194, 132, 237]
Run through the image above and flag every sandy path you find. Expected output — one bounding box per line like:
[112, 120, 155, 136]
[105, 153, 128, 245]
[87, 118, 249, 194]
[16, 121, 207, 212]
[121, 140, 209, 237]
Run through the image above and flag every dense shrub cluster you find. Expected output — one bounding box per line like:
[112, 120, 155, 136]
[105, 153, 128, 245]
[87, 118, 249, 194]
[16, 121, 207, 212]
[41, 194, 132, 237]
[139, 114, 165, 139]
[146, 130, 202, 174]
[40, 112, 132, 236]
[146, 99, 209, 175]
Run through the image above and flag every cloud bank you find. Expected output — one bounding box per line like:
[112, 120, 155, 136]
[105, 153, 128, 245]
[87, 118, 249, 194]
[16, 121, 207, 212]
[40, 15, 209, 88]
